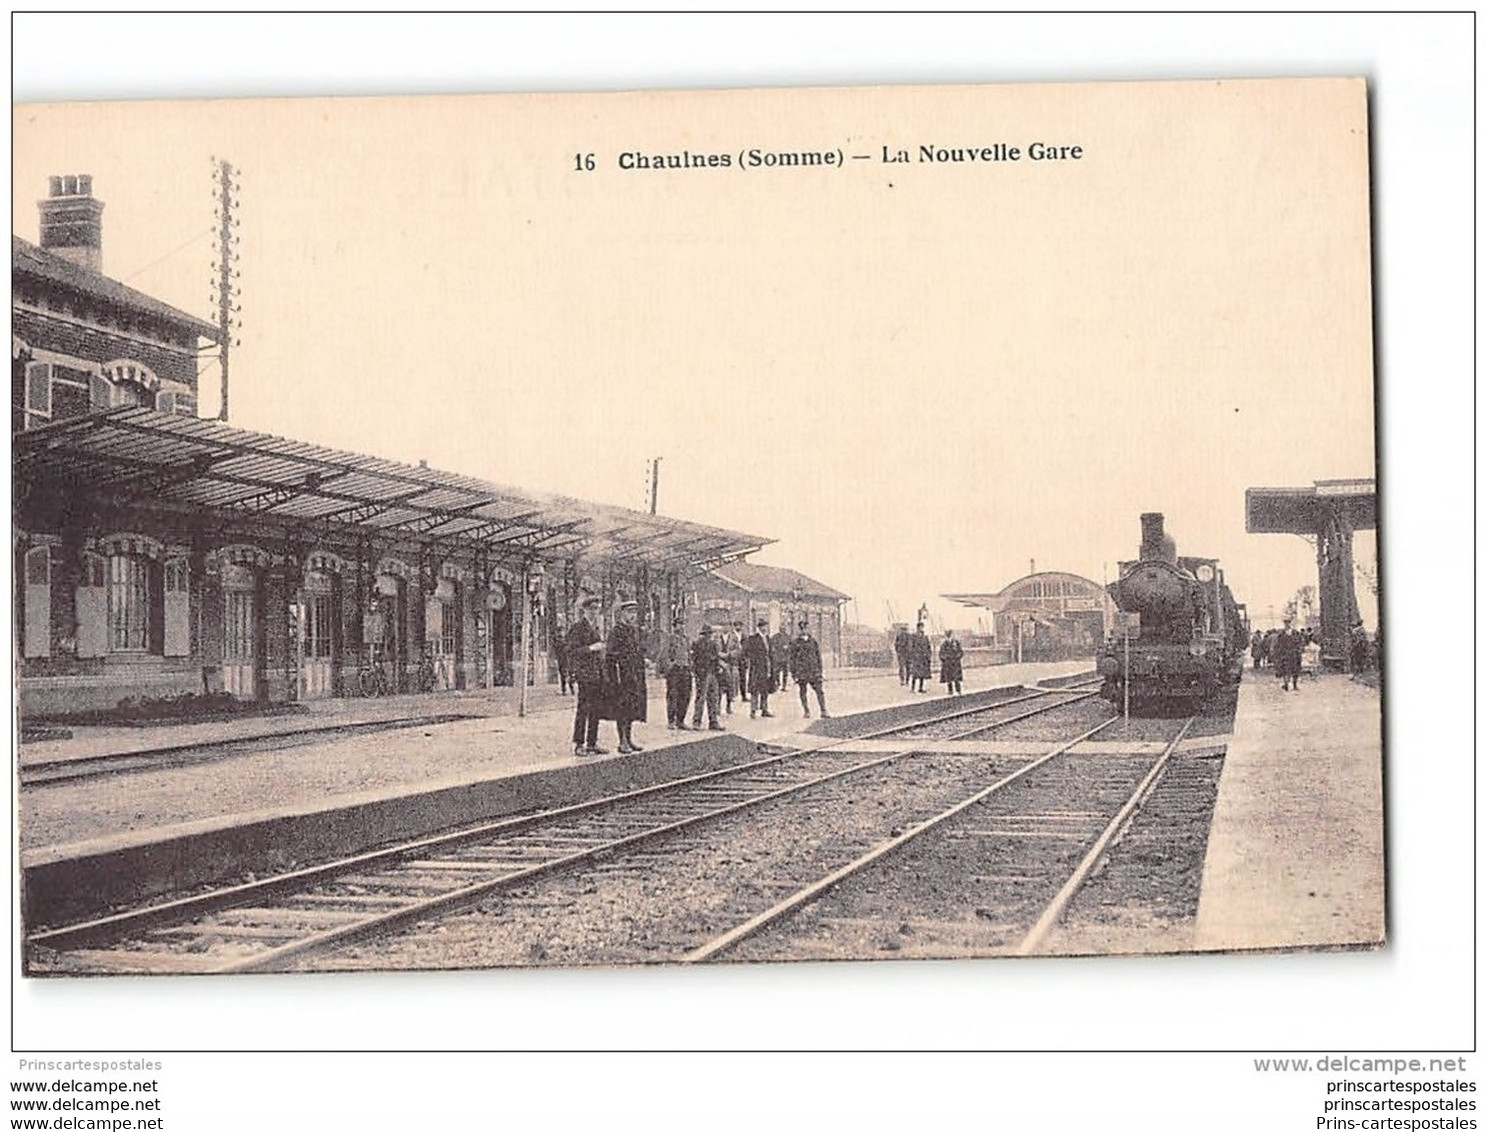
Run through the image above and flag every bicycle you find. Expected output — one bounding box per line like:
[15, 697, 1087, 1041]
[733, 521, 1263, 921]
[358, 646, 391, 697]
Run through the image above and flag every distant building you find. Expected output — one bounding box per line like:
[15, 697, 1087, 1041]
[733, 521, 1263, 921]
[683, 562, 848, 666]
[943, 571, 1118, 662]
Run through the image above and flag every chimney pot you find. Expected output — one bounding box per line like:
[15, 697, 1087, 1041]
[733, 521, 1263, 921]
[48, 176, 62, 196]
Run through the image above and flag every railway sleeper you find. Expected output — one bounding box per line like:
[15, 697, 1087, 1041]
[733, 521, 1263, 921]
[204, 903, 371, 922]
[284, 893, 409, 910]
[152, 924, 304, 942]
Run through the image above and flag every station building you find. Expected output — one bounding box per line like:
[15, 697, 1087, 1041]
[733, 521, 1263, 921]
[682, 561, 848, 665]
[942, 571, 1118, 662]
[13, 176, 767, 717]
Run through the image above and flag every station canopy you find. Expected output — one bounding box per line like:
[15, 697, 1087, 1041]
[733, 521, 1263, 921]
[15, 407, 770, 571]
[1245, 479, 1377, 534]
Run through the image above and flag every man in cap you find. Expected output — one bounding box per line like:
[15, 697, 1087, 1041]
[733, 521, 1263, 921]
[566, 595, 607, 755]
[655, 614, 694, 730]
[788, 619, 830, 719]
[744, 616, 775, 719]
[689, 623, 724, 731]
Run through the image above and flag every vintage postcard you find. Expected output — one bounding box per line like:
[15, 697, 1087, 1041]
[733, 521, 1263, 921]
[13, 77, 1380, 978]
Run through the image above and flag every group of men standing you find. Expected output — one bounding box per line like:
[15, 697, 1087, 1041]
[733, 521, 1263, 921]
[564, 595, 649, 756]
[565, 599, 831, 756]
[654, 616, 830, 731]
[893, 623, 965, 695]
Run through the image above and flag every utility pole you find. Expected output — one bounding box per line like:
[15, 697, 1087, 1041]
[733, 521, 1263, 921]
[212, 159, 241, 421]
[648, 457, 662, 515]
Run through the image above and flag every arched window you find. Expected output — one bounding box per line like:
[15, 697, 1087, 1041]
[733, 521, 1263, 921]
[98, 534, 164, 654]
[100, 359, 160, 410]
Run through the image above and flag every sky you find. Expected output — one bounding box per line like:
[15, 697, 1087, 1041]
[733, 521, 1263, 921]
[14, 27, 1387, 636]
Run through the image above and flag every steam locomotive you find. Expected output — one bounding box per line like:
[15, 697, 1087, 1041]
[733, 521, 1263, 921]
[1096, 513, 1248, 715]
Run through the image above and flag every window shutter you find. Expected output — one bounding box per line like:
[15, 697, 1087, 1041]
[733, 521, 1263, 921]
[24, 362, 51, 428]
[24, 546, 51, 658]
[75, 554, 108, 658]
[89, 373, 111, 412]
[155, 390, 176, 414]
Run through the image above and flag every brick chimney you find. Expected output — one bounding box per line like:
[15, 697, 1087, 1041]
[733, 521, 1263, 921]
[39, 174, 104, 273]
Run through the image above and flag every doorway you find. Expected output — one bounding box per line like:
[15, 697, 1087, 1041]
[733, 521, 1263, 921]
[222, 563, 258, 699]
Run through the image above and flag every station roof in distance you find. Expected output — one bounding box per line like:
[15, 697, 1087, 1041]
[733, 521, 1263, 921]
[1245, 479, 1377, 534]
[709, 561, 849, 601]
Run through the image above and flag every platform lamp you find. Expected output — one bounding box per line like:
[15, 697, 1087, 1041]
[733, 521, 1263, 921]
[518, 561, 545, 718]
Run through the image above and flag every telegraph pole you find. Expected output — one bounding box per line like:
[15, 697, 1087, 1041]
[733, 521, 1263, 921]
[212, 159, 241, 421]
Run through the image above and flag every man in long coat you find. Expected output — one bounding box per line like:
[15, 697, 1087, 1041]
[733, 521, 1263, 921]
[909, 623, 933, 693]
[743, 617, 775, 718]
[606, 599, 648, 752]
[1273, 619, 1304, 692]
[939, 629, 964, 695]
[565, 596, 607, 756]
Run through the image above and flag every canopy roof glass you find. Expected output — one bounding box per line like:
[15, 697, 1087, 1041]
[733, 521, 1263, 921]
[16, 408, 770, 571]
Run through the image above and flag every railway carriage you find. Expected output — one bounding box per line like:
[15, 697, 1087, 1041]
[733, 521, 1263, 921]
[1097, 513, 1247, 715]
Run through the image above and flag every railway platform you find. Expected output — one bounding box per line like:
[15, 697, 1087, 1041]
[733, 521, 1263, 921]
[1194, 666, 1384, 952]
[19, 660, 1092, 926]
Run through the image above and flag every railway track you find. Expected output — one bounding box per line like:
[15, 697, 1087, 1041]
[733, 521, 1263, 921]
[26, 684, 1102, 975]
[704, 715, 1196, 962]
[301, 706, 1198, 969]
[19, 714, 479, 788]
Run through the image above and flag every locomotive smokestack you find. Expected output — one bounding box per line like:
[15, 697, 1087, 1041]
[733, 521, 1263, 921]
[1140, 513, 1165, 559]
[1140, 512, 1177, 563]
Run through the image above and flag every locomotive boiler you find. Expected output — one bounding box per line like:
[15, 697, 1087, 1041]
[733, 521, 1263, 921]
[1097, 513, 1247, 714]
